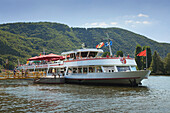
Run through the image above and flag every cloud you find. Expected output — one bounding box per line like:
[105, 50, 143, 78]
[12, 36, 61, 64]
[125, 20, 133, 24]
[99, 22, 108, 26]
[135, 21, 141, 24]
[84, 22, 117, 27]
[110, 22, 118, 25]
[142, 21, 150, 24]
[138, 13, 149, 18]
[135, 21, 151, 24]
[91, 22, 98, 26]
[125, 20, 151, 25]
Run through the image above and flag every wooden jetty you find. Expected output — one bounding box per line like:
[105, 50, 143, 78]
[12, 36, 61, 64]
[0, 71, 47, 80]
[0, 72, 65, 84]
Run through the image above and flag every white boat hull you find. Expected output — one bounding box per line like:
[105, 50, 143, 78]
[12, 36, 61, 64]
[65, 70, 151, 86]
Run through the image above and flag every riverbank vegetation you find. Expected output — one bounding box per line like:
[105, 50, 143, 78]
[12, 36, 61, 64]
[135, 45, 170, 75]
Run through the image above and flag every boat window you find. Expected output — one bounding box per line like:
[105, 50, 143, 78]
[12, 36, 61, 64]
[83, 67, 87, 74]
[78, 67, 83, 73]
[76, 53, 79, 57]
[81, 52, 88, 58]
[89, 67, 95, 73]
[73, 68, 77, 73]
[103, 66, 114, 73]
[29, 69, 34, 72]
[131, 66, 137, 71]
[68, 68, 72, 74]
[89, 52, 97, 58]
[96, 66, 102, 73]
[48, 68, 52, 73]
[70, 53, 73, 58]
[69, 53, 76, 59]
[117, 66, 130, 72]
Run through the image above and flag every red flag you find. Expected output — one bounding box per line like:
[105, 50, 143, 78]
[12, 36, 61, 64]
[96, 42, 104, 48]
[137, 50, 146, 56]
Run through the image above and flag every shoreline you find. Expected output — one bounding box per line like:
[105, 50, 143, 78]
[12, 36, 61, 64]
[150, 73, 170, 76]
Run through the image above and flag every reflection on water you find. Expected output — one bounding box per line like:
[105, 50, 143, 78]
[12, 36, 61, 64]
[0, 76, 170, 112]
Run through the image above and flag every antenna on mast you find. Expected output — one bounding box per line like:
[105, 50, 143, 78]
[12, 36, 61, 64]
[43, 48, 45, 55]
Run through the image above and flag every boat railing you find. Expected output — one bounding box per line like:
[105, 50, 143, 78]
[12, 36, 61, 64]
[21, 61, 64, 67]
[66, 56, 121, 61]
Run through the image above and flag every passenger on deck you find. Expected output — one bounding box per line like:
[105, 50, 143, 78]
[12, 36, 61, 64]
[106, 53, 109, 58]
[52, 68, 56, 78]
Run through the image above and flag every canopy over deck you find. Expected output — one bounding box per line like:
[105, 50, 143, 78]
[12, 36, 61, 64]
[27, 53, 64, 61]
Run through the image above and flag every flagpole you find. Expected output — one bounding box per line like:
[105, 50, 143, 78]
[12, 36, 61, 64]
[146, 48, 147, 69]
[108, 39, 113, 57]
[106, 33, 113, 57]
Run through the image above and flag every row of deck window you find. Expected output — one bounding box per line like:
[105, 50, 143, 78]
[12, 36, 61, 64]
[26, 66, 136, 74]
[67, 66, 136, 74]
[67, 66, 103, 74]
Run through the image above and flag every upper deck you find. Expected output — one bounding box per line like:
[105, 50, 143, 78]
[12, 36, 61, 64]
[19, 48, 136, 70]
[62, 48, 136, 67]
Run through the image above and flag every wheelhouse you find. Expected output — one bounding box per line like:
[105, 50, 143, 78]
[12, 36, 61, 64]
[61, 48, 103, 60]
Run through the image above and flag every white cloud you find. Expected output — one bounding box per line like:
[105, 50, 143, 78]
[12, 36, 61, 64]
[142, 21, 151, 24]
[138, 13, 149, 18]
[135, 21, 141, 24]
[84, 22, 110, 27]
[99, 22, 108, 26]
[91, 22, 98, 26]
[84, 23, 89, 26]
[110, 22, 118, 25]
[125, 20, 133, 24]
[125, 20, 151, 26]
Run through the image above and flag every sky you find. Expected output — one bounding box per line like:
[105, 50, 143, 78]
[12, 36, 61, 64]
[0, 0, 170, 43]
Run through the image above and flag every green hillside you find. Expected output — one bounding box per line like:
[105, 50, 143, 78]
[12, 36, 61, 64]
[0, 22, 170, 69]
[72, 28, 170, 57]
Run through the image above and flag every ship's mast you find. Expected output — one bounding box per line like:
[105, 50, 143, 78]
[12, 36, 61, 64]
[43, 48, 45, 55]
[106, 33, 113, 57]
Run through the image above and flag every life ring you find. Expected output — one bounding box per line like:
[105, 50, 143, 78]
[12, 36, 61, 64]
[120, 57, 126, 64]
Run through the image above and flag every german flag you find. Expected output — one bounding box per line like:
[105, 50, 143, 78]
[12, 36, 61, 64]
[96, 42, 104, 48]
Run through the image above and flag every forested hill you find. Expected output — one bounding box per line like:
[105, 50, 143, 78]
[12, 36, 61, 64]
[0, 22, 170, 69]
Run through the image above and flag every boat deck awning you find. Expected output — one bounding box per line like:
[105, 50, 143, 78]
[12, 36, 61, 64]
[27, 53, 64, 61]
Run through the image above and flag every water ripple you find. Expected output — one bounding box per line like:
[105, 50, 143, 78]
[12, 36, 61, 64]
[0, 76, 170, 112]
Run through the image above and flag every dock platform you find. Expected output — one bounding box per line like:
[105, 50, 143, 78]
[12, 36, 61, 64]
[0, 72, 65, 84]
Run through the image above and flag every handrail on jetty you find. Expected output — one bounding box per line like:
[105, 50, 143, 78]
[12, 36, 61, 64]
[0, 71, 47, 80]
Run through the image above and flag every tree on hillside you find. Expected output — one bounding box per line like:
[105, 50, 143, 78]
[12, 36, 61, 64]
[150, 51, 165, 74]
[135, 45, 142, 70]
[164, 53, 170, 74]
[116, 51, 123, 57]
[147, 47, 152, 68]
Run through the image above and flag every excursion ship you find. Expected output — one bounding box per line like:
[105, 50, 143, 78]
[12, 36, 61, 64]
[18, 48, 150, 86]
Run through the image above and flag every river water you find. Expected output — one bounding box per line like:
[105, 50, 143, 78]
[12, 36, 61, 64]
[0, 76, 170, 112]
